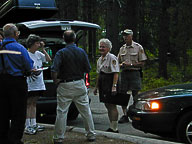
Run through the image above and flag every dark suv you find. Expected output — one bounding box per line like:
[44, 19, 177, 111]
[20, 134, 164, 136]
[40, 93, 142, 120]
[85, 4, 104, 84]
[0, 0, 100, 123]
[17, 20, 100, 122]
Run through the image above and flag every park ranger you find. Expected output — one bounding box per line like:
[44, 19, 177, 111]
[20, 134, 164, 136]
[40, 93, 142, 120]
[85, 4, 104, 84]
[117, 29, 147, 123]
[94, 38, 120, 133]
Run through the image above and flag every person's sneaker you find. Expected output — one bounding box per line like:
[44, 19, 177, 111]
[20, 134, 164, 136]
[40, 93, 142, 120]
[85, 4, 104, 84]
[106, 128, 119, 133]
[33, 124, 45, 132]
[24, 126, 37, 135]
[87, 135, 96, 142]
[118, 115, 129, 123]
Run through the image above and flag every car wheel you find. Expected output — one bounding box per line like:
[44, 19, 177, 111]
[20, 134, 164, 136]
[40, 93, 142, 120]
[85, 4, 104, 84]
[177, 111, 192, 144]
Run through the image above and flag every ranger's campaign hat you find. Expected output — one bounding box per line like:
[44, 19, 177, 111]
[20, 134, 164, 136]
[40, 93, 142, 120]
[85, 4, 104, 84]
[121, 29, 133, 35]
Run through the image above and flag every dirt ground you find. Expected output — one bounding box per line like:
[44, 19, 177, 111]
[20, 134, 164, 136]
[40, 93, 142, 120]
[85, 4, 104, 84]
[22, 128, 135, 144]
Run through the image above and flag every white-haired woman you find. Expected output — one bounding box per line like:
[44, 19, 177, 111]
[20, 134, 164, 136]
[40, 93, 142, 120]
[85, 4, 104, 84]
[93, 38, 120, 133]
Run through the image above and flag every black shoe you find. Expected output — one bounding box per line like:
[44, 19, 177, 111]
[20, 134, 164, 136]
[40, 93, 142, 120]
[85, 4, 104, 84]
[118, 115, 129, 124]
[106, 128, 119, 133]
[87, 135, 96, 142]
[53, 139, 63, 144]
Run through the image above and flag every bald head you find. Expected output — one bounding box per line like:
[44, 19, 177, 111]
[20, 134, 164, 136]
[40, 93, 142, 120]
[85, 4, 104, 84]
[63, 30, 76, 44]
[3, 23, 19, 38]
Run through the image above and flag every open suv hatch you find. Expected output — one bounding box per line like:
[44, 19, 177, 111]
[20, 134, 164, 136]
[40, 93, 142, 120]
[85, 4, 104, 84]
[17, 20, 100, 122]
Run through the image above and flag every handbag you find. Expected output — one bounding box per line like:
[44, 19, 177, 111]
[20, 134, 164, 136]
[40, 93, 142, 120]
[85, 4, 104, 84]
[109, 93, 130, 106]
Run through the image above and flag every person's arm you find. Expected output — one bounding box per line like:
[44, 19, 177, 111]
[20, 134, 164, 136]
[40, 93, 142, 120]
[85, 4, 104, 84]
[112, 72, 118, 93]
[40, 41, 52, 62]
[50, 51, 61, 85]
[117, 53, 123, 67]
[122, 60, 145, 68]
[21, 46, 34, 72]
[83, 50, 91, 73]
[132, 61, 145, 68]
[42, 48, 52, 62]
[134, 45, 147, 68]
[51, 71, 60, 85]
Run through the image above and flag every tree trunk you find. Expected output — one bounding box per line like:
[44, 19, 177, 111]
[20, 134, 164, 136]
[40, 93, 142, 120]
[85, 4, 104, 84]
[55, 0, 78, 20]
[106, 0, 120, 56]
[158, 0, 170, 79]
[138, 0, 145, 46]
[122, 0, 139, 41]
[82, 0, 89, 53]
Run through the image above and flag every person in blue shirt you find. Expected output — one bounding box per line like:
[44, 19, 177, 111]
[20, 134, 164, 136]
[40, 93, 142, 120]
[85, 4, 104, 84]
[0, 23, 33, 144]
[51, 30, 96, 144]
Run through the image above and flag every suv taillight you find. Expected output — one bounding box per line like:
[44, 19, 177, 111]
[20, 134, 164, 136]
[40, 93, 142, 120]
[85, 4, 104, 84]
[85, 73, 90, 87]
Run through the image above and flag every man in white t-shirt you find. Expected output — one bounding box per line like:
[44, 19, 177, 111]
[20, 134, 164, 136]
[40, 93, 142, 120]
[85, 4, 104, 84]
[25, 34, 52, 135]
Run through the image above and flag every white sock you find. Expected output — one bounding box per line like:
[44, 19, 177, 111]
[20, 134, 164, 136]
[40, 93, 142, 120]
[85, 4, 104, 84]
[110, 121, 118, 131]
[31, 118, 36, 126]
[25, 118, 31, 127]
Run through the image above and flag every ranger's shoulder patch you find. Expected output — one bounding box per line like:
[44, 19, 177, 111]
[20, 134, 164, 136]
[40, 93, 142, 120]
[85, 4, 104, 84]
[140, 49, 144, 53]
[112, 60, 116, 66]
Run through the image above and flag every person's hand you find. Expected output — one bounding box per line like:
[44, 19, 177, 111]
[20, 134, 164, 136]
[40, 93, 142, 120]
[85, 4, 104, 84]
[93, 88, 98, 95]
[120, 61, 128, 67]
[119, 62, 124, 67]
[111, 86, 117, 96]
[28, 69, 42, 82]
[40, 41, 45, 48]
[31, 69, 42, 76]
[53, 79, 61, 85]
[38, 41, 45, 51]
[120, 61, 133, 67]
